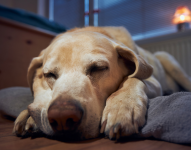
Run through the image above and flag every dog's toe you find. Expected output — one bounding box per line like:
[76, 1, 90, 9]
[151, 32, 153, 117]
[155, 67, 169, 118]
[13, 110, 40, 137]
[13, 122, 25, 136]
[25, 116, 38, 132]
[13, 109, 30, 136]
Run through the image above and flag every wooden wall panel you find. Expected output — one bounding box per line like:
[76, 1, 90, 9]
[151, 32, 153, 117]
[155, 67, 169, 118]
[0, 17, 56, 89]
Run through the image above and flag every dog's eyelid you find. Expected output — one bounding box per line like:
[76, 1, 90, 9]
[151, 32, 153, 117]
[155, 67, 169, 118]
[44, 72, 57, 79]
[86, 61, 109, 75]
[91, 60, 109, 67]
[91, 66, 108, 72]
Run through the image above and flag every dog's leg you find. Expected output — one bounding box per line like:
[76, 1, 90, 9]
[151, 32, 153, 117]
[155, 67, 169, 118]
[13, 109, 38, 136]
[155, 51, 191, 92]
[100, 76, 161, 140]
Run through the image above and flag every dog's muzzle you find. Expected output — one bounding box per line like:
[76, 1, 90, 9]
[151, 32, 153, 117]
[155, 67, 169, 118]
[48, 99, 84, 133]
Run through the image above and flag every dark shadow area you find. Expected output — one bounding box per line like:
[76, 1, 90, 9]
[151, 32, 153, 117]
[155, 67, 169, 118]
[16, 129, 104, 144]
[0, 112, 16, 121]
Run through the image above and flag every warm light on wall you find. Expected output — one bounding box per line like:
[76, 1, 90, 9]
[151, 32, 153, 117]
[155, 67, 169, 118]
[173, 6, 191, 24]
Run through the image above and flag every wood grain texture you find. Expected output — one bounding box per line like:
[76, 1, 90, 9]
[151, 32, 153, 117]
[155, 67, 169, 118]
[0, 115, 190, 150]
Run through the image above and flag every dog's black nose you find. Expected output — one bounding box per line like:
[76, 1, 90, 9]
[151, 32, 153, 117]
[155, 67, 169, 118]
[48, 99, 83, 132]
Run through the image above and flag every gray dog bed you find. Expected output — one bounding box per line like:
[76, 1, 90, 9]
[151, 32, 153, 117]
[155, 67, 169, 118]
[0, 87, 191, 144]
[0, 87, 33, 117]
[140, 92, 191, 144]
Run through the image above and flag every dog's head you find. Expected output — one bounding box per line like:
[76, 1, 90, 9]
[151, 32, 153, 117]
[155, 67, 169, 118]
[27, 29, 152, 139]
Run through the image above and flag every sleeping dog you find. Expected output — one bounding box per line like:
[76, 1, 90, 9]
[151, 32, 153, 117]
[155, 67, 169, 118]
[13, 26, 191, 140]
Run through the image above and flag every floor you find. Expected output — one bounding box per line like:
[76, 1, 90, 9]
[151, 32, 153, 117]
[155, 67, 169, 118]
[0, 114, 191, 150]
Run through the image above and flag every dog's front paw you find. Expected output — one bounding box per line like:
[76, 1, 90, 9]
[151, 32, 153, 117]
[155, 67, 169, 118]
[100, 91, 148, 140]
[13, 110, 38, 137]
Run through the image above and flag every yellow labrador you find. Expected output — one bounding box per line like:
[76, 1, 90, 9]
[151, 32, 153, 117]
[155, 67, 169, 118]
[13, 26, 191, 140]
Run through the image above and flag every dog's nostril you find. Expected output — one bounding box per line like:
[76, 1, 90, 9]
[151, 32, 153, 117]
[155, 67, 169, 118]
[49, 119, 58, 129]
[65, 118, 80, 130]
[66, 118, 75, 127]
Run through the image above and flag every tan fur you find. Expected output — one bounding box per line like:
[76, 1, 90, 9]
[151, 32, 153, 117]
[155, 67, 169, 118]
[13, 26, 191, 140]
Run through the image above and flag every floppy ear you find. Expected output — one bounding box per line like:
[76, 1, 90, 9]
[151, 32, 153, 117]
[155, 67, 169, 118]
[116, 44, 153, 80]
[27, 50, 45, 93]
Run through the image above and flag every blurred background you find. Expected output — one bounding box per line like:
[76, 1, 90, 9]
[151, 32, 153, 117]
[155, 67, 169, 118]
[0, 0, 191, 40]
[0, 0, 191, 89]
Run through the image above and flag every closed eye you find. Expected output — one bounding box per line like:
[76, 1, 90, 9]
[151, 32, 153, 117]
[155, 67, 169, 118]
[87, 64, 109, 76]
[44, 72, 57, 79]
[90, 65, 108, 72]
